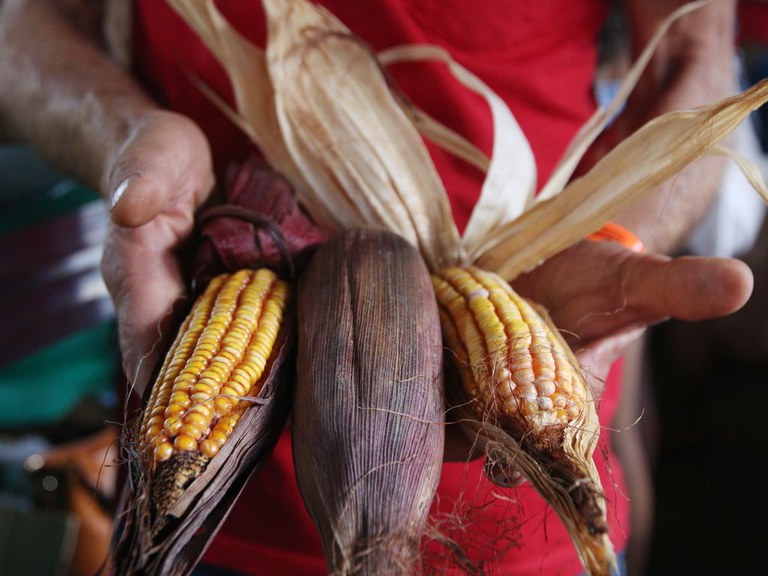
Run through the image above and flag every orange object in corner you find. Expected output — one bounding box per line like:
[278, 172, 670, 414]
[586, 222, 645, 253]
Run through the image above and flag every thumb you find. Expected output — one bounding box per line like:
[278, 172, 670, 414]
[109, 171, 171, 229]
[623, 253, 754, 324]
[105, 111, 214, 228]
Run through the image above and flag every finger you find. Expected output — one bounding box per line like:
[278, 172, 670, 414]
[101, 224, 188, 397]
[623, 254, 754, 323]
[575, 325, 646, 400]
[106, 112, 213, 228]
[109, 167, 174, 229]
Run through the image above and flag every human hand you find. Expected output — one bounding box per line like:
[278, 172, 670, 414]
[472, 238, 753, 487]
[512, 239, 752, 398]
[100, 110, 214, 397]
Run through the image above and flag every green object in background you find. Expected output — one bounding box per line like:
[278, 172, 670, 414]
[0, 146, 116, 430]
[0, 178, 100, 236]
[0, 145, 99, 236]
[0, 322, 118, 428]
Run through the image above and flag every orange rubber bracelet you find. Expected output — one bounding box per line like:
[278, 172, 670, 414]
[586, 222, 645, 253]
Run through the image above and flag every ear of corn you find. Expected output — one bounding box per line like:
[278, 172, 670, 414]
[140, 269, 288, 461]
[295, 229, 444, 576]
[137, 268, 289, 511]
[433, 265, 616, 576]
[112, 266, 295, 576]
[107, 161, 324, 576]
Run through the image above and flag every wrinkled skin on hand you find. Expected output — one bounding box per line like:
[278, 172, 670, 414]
[100, 110, 214, 397]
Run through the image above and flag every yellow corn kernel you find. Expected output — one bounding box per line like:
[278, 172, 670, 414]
[174, 434, 198, 452]
[199, 439, 220, 458]
[155, 440, 174, 462]
[139, 268, 290, 463]
[432, 266, 587, 429]
[163, 416, 184, 437]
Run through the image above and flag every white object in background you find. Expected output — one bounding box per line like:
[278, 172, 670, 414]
[687, 113, 767, 258]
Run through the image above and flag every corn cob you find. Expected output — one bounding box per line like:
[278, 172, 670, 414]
[108, 163, 320, 576]
[432, 265, 616, 576]
[295, 229, 444, 576]
[137, 268, 289, 510]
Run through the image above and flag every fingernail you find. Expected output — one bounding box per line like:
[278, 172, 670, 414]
[111, 174, 139, 211]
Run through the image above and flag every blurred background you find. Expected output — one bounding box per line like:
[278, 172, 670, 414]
[0, 147, 120, 575]
[601, 1, 768, 575]
[1, 1, 768, 575]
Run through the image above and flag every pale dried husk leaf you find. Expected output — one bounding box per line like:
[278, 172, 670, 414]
[384, 98, 490, 173]
[169, 0, 768, 278]
[475, 79, 768, 279]
[534, 0, 713, 205]
[165, 0, 287, 170]
[378, 44, 537, 255]
[711, 144, 768, 203]
[166, 0, 337, 231]
[261, 0, 463, 270]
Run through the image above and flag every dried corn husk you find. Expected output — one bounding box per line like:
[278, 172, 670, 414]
[108, 164, 322, 576]
[295, 228, 444, 575]
[475, 81, 768, 278]
[111, 323, 294, 576]
[167, 0, 768, 574]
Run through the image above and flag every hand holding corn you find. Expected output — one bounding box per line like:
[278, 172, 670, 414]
[450, 237, 752, 492]
[101, 110, 215, 398]
[513, 238, 753, 388]
[108, 158, 323, 576]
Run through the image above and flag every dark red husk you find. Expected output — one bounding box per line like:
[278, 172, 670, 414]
[192, 156, 324, 286]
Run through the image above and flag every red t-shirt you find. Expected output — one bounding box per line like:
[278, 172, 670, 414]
[133, 2, 628, 574]
[739, 0, 768, 46]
